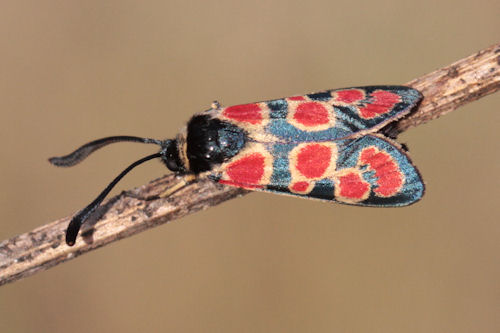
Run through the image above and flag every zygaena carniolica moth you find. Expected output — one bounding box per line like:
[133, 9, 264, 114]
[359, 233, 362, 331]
[50, 86, 424, 246]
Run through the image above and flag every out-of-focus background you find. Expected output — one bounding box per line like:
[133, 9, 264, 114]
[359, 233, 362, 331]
[0, 1, 499, 332]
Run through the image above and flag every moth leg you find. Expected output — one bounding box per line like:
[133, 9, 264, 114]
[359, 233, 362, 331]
[211, 100, 221, 110]
[124, 191, 158, 201]
[379, 122, 400, 139]
[400, 143, 409, 152]
[124, 175, 196, 201]
[157, 174, 197, 198]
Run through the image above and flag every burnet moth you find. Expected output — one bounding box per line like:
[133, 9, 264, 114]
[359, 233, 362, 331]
[50, 86, 424, 246]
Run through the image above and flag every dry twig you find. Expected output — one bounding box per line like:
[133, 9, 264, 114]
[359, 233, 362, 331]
[1, 42, 499, 286]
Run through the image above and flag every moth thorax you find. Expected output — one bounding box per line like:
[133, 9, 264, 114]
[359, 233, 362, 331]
[186, 114, 247, 173]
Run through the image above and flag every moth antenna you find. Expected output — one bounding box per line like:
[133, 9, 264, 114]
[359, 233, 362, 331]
[65, 152, 162, 246]
[49, 136, 163, 167]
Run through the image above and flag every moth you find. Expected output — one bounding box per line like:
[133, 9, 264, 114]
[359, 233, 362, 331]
[50, 86, 424, 246]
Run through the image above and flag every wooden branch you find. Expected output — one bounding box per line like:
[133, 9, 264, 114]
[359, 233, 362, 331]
[397, 43, 500, 132]
[1, 42, 499, 287]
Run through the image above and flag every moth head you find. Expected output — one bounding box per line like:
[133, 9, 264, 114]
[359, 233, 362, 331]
[160, 139, 187, 173]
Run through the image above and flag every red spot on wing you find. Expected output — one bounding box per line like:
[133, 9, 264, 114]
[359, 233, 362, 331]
[293, 102, 329, 127]
[291, 181, 310, 192]
[338, 172, 370, 199]
[296, 144, 331, 179]
[359, 90, 401, 119]
[360, 147, 403, 196]
[288, 96, 306, 101]
[223, 103, 263, 124]
[336, 89, 364, 103]
[225, 153, 266, 185]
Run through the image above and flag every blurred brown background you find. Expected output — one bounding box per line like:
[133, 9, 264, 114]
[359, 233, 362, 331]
[0, 1, 499, 332]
